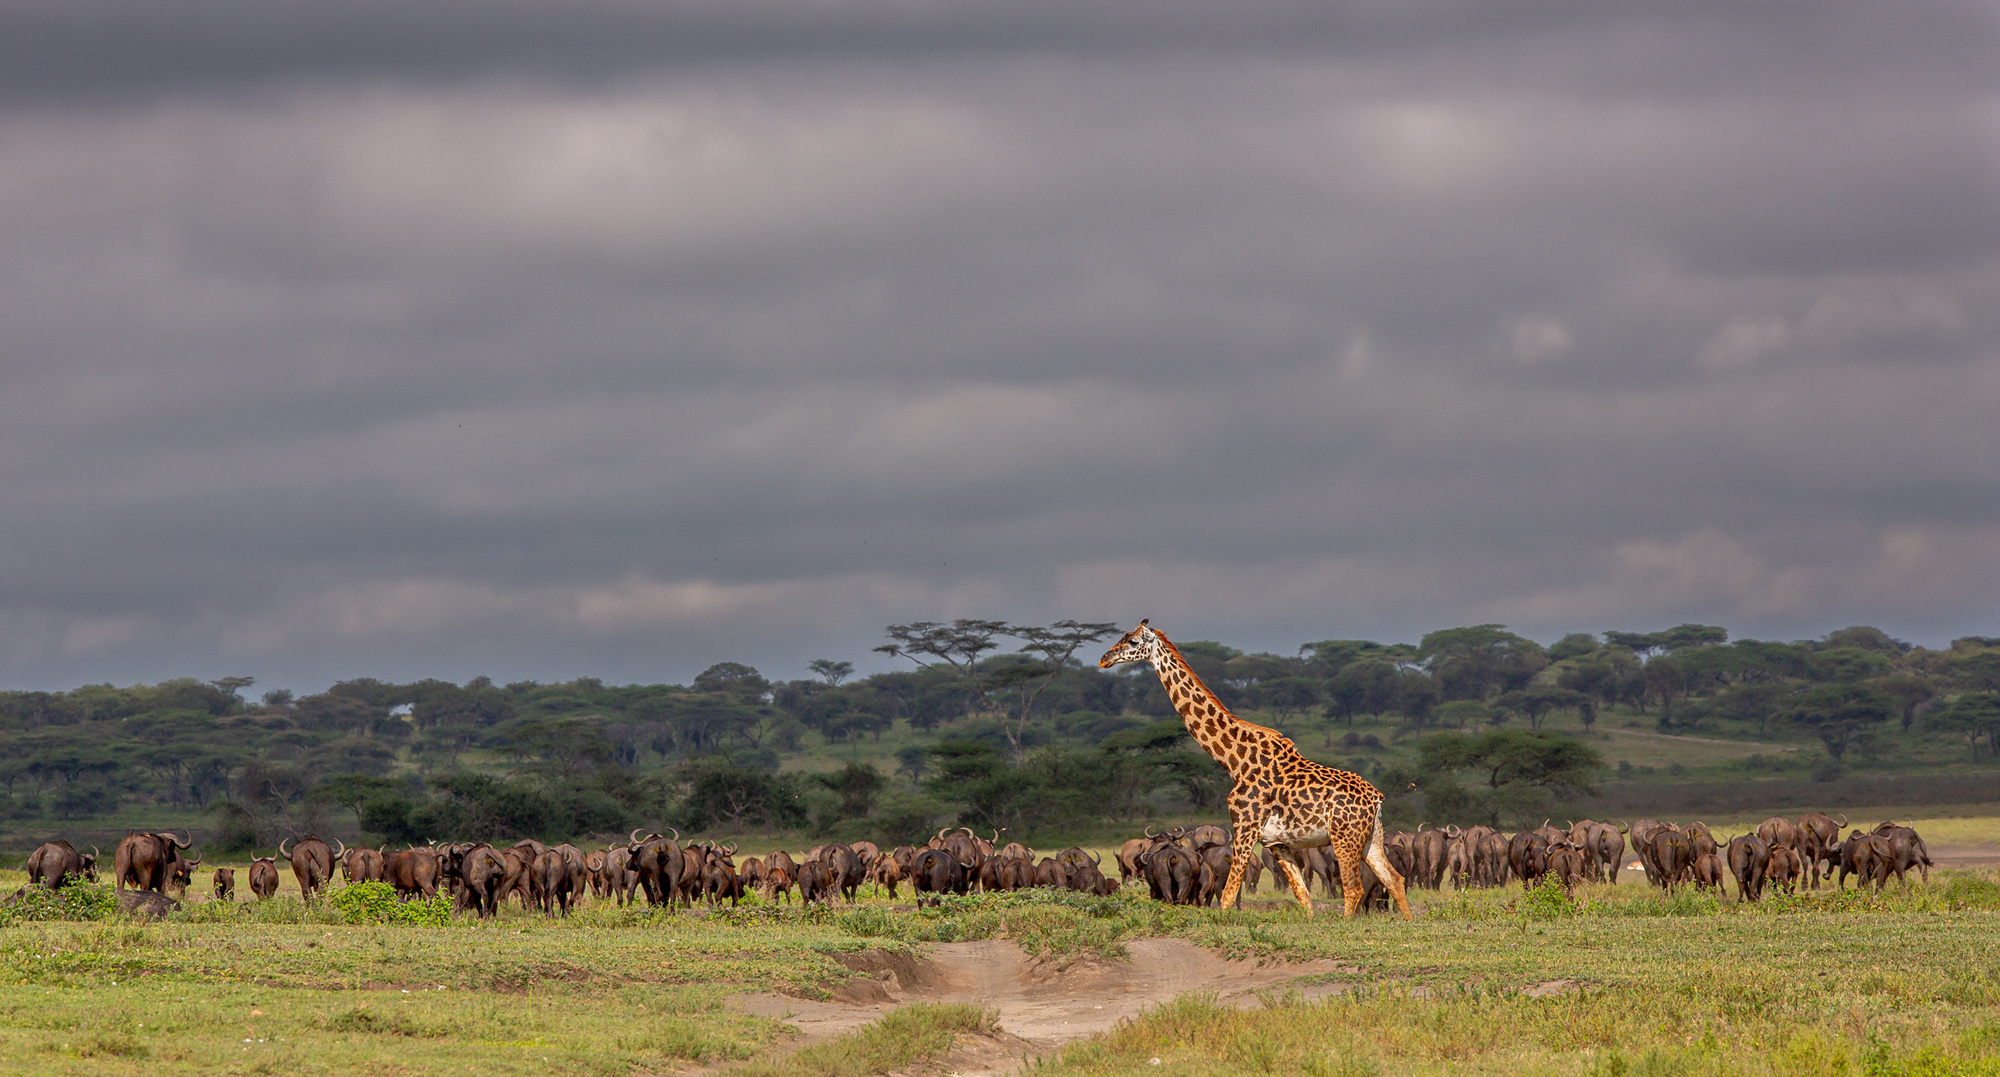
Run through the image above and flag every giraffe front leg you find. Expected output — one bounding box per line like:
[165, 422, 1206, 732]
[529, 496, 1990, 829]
[1218, 811, 1261, 910]
[1272, 851, 1315, 917]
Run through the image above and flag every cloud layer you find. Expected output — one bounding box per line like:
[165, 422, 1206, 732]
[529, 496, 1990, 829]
[2, 1, 1996, 690]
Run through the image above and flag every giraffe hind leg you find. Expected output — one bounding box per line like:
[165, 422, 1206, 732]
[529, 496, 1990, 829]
[1273, 854, 1315, 917]
[1363, 814, 1414, 921]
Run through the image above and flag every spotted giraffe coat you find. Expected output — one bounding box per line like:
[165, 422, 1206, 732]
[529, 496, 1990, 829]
[1100, 620, 1412, 919]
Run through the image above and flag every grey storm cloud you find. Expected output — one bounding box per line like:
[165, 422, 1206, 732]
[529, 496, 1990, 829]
[0, 1, 1996, 691]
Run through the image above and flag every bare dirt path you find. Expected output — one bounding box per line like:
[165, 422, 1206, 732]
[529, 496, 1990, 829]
[727, 938, 1365, 1075]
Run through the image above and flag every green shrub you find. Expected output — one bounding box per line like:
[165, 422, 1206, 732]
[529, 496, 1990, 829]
[0, 882, 117, 925]
[1522, 875, 1578, 920]
[328, 881, 455, 926]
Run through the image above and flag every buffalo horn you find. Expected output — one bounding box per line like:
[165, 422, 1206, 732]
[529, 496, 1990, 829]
[1833, 813, 1849, 827]
[169, 831, 193, 849]
[723, 842, 739, 856]
[332, 837, 347, 858]
[277, 837, 292, 861]
[1144, 825, 1155, 838]
[666, 827, 681, 842]
[1090, 850, 1102, 866]
[630, 829, 646, 845]
[91, 845, 100, 859]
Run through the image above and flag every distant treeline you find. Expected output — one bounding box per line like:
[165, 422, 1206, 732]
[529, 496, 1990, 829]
[1, 621, 1995, 844]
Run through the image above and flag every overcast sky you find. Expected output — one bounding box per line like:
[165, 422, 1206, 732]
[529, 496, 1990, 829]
[2, 1, 1996, 694]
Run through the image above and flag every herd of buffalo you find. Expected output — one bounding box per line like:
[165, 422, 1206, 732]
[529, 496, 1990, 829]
[14, 813, 1937, 917]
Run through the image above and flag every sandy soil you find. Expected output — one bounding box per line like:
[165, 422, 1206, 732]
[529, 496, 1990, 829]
[728, 938, 1368, 1075]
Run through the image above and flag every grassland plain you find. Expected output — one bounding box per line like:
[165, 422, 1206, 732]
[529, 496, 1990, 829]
[0, 829, 1994, 1075]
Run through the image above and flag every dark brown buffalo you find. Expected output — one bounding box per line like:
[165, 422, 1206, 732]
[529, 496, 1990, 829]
[601, 846, 637, 905]
[213, 867, 235, 901]
[1545, 841, 1589, 895]
[867, 852, 903, 898]
[1872, 823, 1933, 885]
[764, 863, 795, 903]
[278, 835, 341, 903]
[1443, 834, 1471, 890]
[1837, 832, 1893, 891]
[1508, 831, 1550, 890]
[1727, 833, 1770, 902]
[796, 858, 838, 904]
[342, 845, 385, 885]
[819, 843, 863, 903]
[910, 848, 973, 907]
[454, 843, 510, 916]
[1796, 812, 1846, 888]
[1033, 857, 1070, 891]
[1068, 858, 1109, 895]
[1584, 822, 1627, 885]
[1645, 828, 1694, 891]
[1384, 830, 1417, 885]
[382, 847, 440, 900]
[1683, 822, 1720, 860]
[26, 840, 98, 889]
[531, 849, 574, 915]
[501, 844, 537, 909]
[702, 848, 743, 908]
[1690, 852, 1728, 894]
[938, 829, 986, 877]
[1763, 845, 1803, 894]
[248, 856, 281, 899]
[1117, 837, 1150, 883]
[1137, 839, 1198, 905]
[627, 831, 681, 906]
[1626, 819, 1668, 885]
[1755, 816, 1801, 857]
[1410, 826, 1449, 890]
[115, 831, 193, 893]
[1473, 830, 1510, 888]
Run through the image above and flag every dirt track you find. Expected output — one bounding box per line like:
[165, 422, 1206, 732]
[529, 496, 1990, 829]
[730, 938, 1366, 1075]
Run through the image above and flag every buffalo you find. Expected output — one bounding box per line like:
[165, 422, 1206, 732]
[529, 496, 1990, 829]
[1690, 852, 1728, 894]
[1795, 812, 1847, 888]
[1872, 823, 1933, 885]
[278, 835, 341, 904]
[1836, 831, 1893, 891]
[382, 847, 440, 900]
[115, 831, 194, 894]
[342, 845, 386, 885]
[1727, 833, 1770, 902]
[248, 857, 281, 899]
[213, 867, 235, 901]
[26, 840, 98, 889]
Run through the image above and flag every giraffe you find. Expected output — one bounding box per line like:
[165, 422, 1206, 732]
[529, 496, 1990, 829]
[1100, 620, 1412, 919]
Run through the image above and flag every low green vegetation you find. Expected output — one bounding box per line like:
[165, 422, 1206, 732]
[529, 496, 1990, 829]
[2, 862, 1997, 1074]
[724, 1002, 997, 1077]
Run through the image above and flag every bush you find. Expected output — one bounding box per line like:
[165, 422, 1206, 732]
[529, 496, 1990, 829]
[329, 881, 455, 926]
[1522, 875, 1578, 920]
[0, 882, 118, 924]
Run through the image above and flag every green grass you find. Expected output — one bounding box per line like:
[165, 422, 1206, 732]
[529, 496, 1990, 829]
[2, 863, 1997, 1075]
[1030, 875, 2000, 1076]
[724, 1002, 997, 1077]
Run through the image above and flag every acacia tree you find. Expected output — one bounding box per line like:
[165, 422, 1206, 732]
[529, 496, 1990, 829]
[1787, 685, 1892, 761]
[877, 618, 1118, 757]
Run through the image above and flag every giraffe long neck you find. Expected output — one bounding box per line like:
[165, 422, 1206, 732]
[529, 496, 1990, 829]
[1148, 635, 1263, 781]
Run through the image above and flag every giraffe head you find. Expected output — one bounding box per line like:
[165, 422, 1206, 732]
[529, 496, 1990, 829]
[1097, 619, 1160, 668]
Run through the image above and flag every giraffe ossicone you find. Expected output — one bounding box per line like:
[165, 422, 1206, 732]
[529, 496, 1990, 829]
[1099, 619, 1412, 920]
